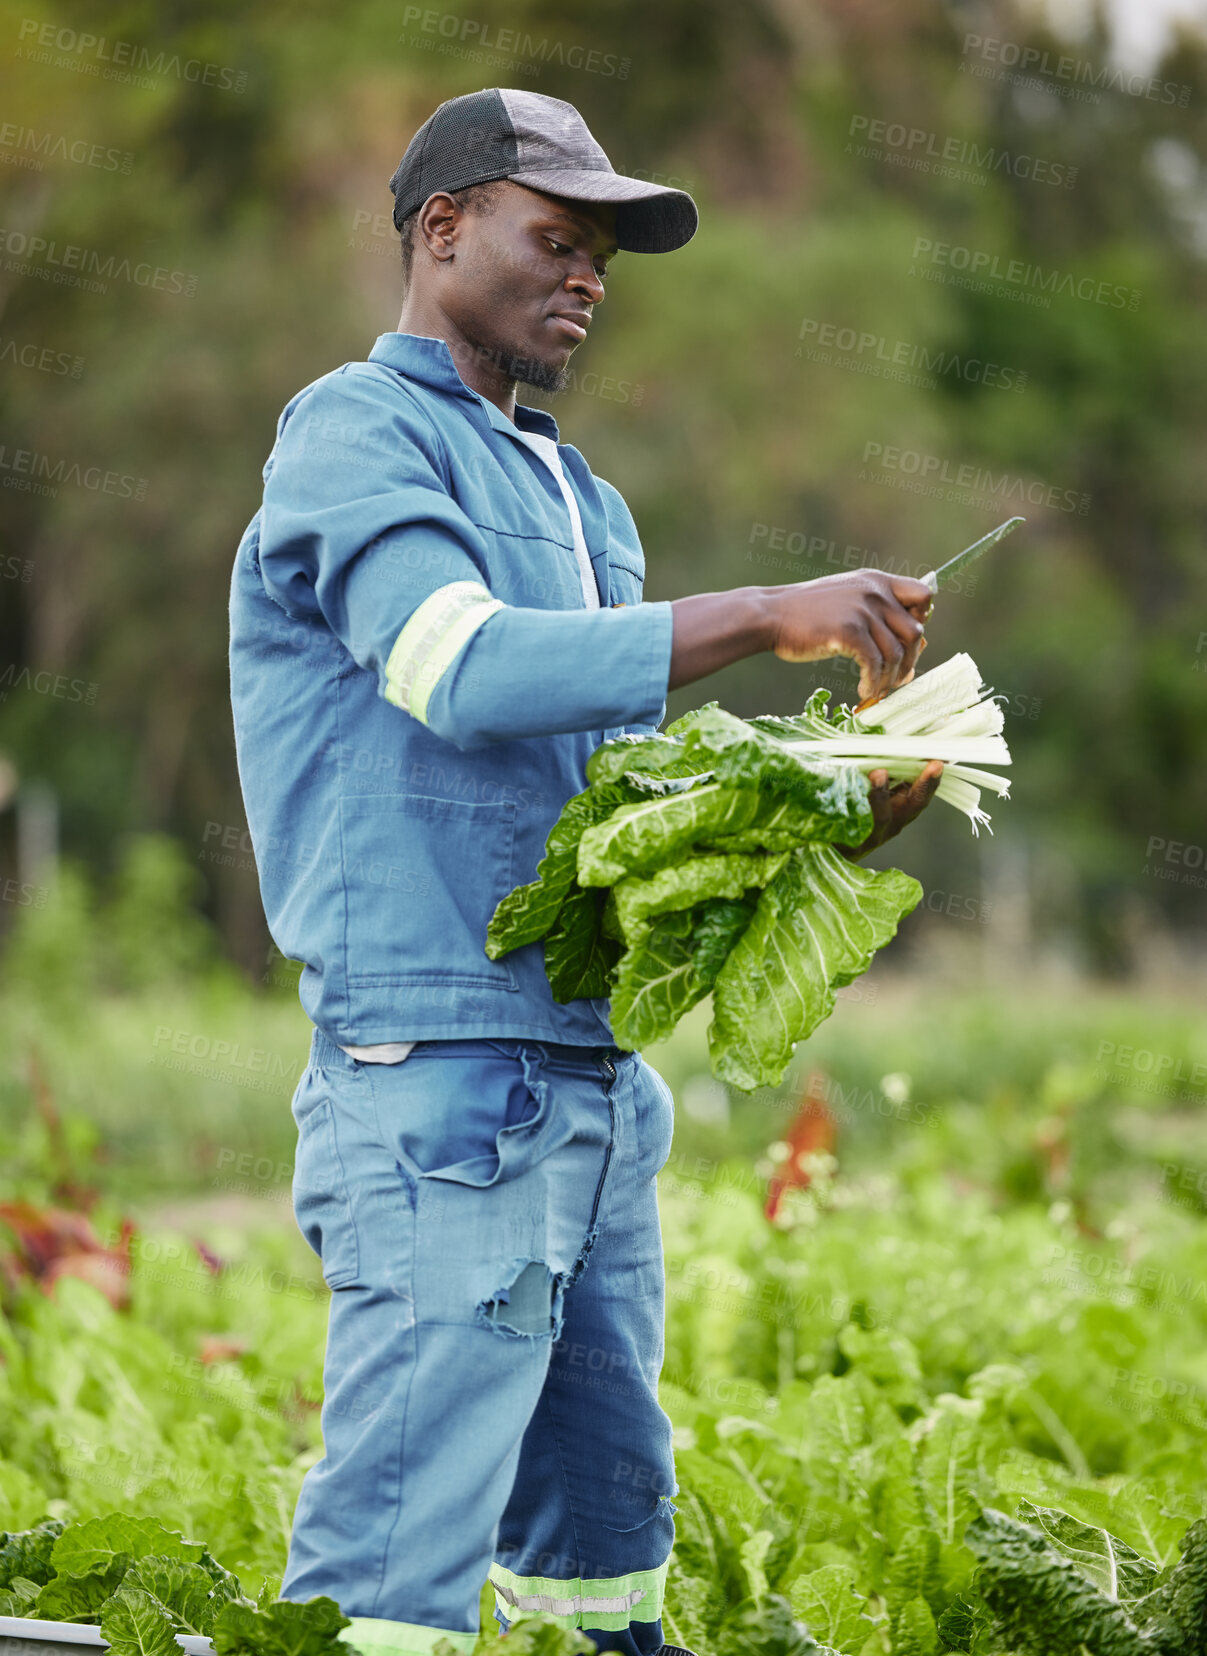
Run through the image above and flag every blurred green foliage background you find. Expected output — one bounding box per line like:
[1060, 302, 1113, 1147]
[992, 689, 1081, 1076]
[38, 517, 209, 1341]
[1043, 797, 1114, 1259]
[0, 0, 1204, 984]
[1, 15, 1207, 1639]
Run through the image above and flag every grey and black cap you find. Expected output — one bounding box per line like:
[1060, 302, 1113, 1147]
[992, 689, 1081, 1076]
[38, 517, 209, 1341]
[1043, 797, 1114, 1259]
[388, 88, 698, 255]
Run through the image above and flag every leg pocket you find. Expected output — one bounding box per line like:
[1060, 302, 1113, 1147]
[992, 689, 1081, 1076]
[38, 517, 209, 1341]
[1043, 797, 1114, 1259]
[292, 1096, 359, 1288]
[370, 1043, 552, 1188]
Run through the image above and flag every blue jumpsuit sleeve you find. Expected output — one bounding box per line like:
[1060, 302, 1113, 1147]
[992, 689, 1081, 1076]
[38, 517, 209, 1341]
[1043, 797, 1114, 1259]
[256, 368, 674, 754]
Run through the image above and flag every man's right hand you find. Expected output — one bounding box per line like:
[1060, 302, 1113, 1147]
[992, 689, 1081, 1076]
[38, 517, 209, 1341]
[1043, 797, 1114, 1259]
[768, 570, 934, 703]
[666, 570, 934, 698]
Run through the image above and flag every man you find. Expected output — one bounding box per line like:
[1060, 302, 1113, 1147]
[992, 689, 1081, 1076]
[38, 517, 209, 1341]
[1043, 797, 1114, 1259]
[229, 88, 940, 1656]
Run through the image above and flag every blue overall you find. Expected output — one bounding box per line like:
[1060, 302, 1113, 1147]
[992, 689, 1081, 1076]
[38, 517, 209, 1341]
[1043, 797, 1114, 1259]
[229, 334, 682, 1654]
[282, 1031, 678, 1655]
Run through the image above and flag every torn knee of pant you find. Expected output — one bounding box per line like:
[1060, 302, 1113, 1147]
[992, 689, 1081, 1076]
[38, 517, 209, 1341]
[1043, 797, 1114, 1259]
[479, 1260, 557, 1337]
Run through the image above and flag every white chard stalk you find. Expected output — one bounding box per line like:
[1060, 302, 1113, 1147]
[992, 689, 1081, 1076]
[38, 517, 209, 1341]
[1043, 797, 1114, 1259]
[784, 652, 1012, 834]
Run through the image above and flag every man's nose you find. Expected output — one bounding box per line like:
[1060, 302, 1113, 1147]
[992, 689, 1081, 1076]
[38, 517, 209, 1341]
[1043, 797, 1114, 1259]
[566, 262, 604, 304]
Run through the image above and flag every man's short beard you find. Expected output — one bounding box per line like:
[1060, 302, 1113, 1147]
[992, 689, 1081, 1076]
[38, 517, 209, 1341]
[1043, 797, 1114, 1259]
[441, 316, 573, 395]
[496, 343, 572, 395]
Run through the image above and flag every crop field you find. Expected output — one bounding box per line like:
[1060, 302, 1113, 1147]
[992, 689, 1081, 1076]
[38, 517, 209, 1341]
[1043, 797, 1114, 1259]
[2, 958, 1206, 1653]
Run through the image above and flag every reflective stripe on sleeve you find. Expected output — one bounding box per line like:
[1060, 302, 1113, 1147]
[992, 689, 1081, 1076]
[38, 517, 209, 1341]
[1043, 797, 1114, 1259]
[383, 580, 504, 724]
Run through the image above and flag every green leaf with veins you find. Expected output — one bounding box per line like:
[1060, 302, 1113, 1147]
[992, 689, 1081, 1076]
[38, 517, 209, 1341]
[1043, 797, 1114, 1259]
[0, 1518, 64, 1589]
[787, 1563, 875, 1653]
[679, 705, 871, 832]
[51, 1514, 206, 1577]
[688, 894, 760, 990]
[543, 884, 620, 1002]
[99, 1585, 181, 1656]
[607, 907, 699, 1049]
[125, 1556, 227, 1634]
[578, 786, 851, 887]
[210, 1594, 351, 1656]
[964, 1507, 1158, 1656]
[1016, 1500, 1160, 1605]
[586, 727, 714, 785]
[0, 1575, 41, 1616]
[708, 845, 921, 1091]
[485, 780, 646, 959]
[890, 1593, 939, 1655]
[611, 850, 788, 944]
[31, 1555, 133, 1621]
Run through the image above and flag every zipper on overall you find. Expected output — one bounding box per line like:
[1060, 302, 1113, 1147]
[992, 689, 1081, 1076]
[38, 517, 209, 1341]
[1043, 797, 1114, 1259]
[585, 1052, 619, 1234]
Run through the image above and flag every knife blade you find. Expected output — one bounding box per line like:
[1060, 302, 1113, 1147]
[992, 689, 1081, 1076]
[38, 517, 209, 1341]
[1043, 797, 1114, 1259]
[922, 515, 1025, 595]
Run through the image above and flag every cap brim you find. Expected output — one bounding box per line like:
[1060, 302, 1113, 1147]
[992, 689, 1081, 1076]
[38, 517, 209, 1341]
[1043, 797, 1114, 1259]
[507, 166, 698, 254]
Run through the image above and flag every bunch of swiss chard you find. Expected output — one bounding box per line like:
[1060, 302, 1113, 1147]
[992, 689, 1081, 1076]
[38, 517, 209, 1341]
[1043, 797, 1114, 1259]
[0, 1512, 347, 1656]
[486, 654, 1011, 1090]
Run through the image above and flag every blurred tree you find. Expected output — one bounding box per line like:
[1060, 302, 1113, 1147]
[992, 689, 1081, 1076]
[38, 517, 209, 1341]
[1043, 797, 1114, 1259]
[0, 0, 1202, 974]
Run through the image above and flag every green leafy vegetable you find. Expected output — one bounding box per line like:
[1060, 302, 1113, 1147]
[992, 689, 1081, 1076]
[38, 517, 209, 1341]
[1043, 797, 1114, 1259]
[719, 1591, 841, 1653]
[542, 884, 619, 1001]
[210, 1594, 350, 1656]
[1135, 1519, 1207, 1652]
[707, 846, 921, 1090]
[31, 1555, 135, 1621]
[0, 1575, 41, 1616]
[786, 1562, 874, 1652]
[486, 655, 1007, 1087]
[486, 780, 654, 957]
[578, 785, 771, 885]
[0, 1517, 64, 1589]
[606, 906, 701, 1050]
[99, 1584, 181, 1656]
[124, 1557, 228, 1635]
[0, 1512, 342, 1656]
[891, 1593, 939, 1654]
[51, 1513, 206, 1576]
[1016, 1498, 1161, 1604]
[610, 850, 789, 945]
[687, 892, 760, 983]
[965, 1506, 1207, 1655]
[933, 1594, 993, 1652]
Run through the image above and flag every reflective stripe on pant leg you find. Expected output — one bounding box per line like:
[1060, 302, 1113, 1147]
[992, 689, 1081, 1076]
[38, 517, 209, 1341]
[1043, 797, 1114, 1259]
[338, 1615, 476, 1656]
[487, 1557, 669, 1633]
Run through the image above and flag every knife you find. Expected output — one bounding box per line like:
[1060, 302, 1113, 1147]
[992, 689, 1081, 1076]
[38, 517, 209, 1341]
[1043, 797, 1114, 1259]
[851, 515, 1025, 713]
[922, 515, 1025, 595]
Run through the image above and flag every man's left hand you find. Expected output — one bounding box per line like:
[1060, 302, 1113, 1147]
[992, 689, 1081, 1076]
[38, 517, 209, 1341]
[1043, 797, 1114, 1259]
[837, 760, 944, 861]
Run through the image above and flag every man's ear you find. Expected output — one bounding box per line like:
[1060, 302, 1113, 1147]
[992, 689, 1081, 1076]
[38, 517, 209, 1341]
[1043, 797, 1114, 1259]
[415, 192, 460, 264]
